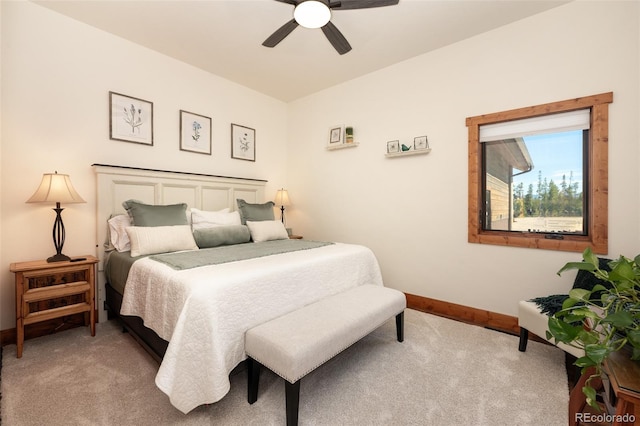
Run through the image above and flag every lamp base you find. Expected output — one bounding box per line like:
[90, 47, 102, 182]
[47, 253, 71, 263]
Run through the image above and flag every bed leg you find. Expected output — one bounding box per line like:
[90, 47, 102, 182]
[396, 311, 404, 342]
[247, 357, 260, 404]
[285, 379, 300, 426]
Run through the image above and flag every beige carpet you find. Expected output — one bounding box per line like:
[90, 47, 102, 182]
[1, 309, 568, 425]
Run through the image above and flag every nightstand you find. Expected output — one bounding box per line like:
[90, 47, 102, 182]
[10, 255, 98, 358]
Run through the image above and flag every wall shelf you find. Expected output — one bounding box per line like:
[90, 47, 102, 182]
[385, 148, 431, 158]
[327, 142, 359, 151]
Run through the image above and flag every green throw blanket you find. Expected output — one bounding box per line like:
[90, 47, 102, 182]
[150, 239, 334, 270]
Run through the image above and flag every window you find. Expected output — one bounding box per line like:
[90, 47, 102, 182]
[466, 92, 612, 253]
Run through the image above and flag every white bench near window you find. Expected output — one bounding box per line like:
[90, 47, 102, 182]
[245, 284, 406, 426]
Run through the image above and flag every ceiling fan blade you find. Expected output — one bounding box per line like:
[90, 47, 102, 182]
[331, 0, 398, 10]
[263, 19, 299, 48]
[274, 0, 298, 5]
[321, 21, 352, 55]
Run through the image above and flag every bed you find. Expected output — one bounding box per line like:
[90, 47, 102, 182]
[93, 164, 384, 414]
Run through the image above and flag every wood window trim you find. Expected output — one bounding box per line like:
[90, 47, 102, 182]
[466, 92, 613, 254]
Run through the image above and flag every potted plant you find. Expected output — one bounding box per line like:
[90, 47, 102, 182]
[345, 126, 354, 144]
[547, 247, 640, 409]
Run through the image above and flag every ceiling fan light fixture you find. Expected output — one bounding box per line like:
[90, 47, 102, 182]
[294, 1, 331, 29]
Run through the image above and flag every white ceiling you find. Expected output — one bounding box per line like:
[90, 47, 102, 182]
[33, 0, 570, 102]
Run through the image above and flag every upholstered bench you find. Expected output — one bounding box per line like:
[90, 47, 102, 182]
[245, 284, 406, 426]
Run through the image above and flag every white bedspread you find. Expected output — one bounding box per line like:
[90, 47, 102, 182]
[120, 242, 383, 413]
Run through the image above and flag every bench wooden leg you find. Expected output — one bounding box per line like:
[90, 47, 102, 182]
[247, 357, 260, 404]
[396, 311, 404, 342]
[285, 379, 301, 426]
[518, 327, 529, 352]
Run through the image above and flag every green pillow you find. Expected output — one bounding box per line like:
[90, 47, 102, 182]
[122, 199, 189, 227]
[193, 225, 251, 248]
[236, 199, 275, 224]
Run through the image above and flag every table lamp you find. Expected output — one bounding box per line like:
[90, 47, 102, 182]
[26, 171, 86, 262]
[274, 188, 291, 224]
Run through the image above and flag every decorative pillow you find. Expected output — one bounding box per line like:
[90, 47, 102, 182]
[108, 214, 132, 252]
[126, 225, 198, 257]
[122, 199, 189, 227]
[193, 225, 251, 248]
[236, 199, 275, 225]
[191, 207, 241, 230]
[246, 220, 289, 243]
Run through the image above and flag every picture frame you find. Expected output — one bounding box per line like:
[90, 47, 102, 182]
[387, 140, 400, 153]
[328, 125, 344, 146]
[231, 123, 256, 161]
[180, 110, 212, 155]
[109, 91, 153, 145]
[414, 135, 429, 150]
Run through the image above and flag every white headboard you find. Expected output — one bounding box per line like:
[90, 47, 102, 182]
[93, 163, 267, 320]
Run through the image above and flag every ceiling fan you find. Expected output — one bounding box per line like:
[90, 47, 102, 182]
[263, 0, 400, 55]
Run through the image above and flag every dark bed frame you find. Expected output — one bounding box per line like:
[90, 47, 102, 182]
[106, 282, 249, 380]
[105, 282, 168, 363]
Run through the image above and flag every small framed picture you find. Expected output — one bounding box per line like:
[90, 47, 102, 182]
[328, 125, 344, 146]
[180, 110, 212, 155]
[109, 92, 154, 145]
[414, 136, 429, 150]
[387, 140, 400, 153]
[231, 123, 256, 161]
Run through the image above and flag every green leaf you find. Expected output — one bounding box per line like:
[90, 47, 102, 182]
[561, 313, 588, 324]
[547, 317, 581, 343]
[576, 329, 600, 345]
[602, 311, 634, 328]
[568, 288, 591, 302]
[561, 297, 580, 310]
[570, 307, 599, 320]
[609, 259, 635, 282]
[591, 284, 608, 293]
[574, 356, 596, 368]
[615, 281, 634, 292]
[583, 385, 600, 410]
[557, 261, 596, 276]
[627, 330, 640, 347]
[582, 248, 598, 265]
[584, 344, 609, 364]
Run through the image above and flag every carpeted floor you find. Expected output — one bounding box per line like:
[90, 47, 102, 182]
[0, 309, 569, 425]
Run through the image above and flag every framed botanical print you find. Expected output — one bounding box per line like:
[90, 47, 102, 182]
[109, 91, 153, 145]
[414, 136, 429, 150]
[328, 125, 344, 147]
[387, 140, 400, 153]
[180, 110, 212, 155]
[231, 123, 255, 161]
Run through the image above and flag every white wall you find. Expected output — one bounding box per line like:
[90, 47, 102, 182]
[286, 0, 640, 316]
[0, 2, 3, 326]
[0, 1, 288, 330]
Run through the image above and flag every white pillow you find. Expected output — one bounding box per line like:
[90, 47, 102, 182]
[126, 225, 199, 257]
[246, 220, 290, 243]
[108, 214, 133, 252]
[191, 207, 241, 230]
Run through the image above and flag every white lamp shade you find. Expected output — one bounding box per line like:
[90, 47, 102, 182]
[274, 189, 291, 206]
[294, 1, 331, 29]
[26, 172, 86, 204]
